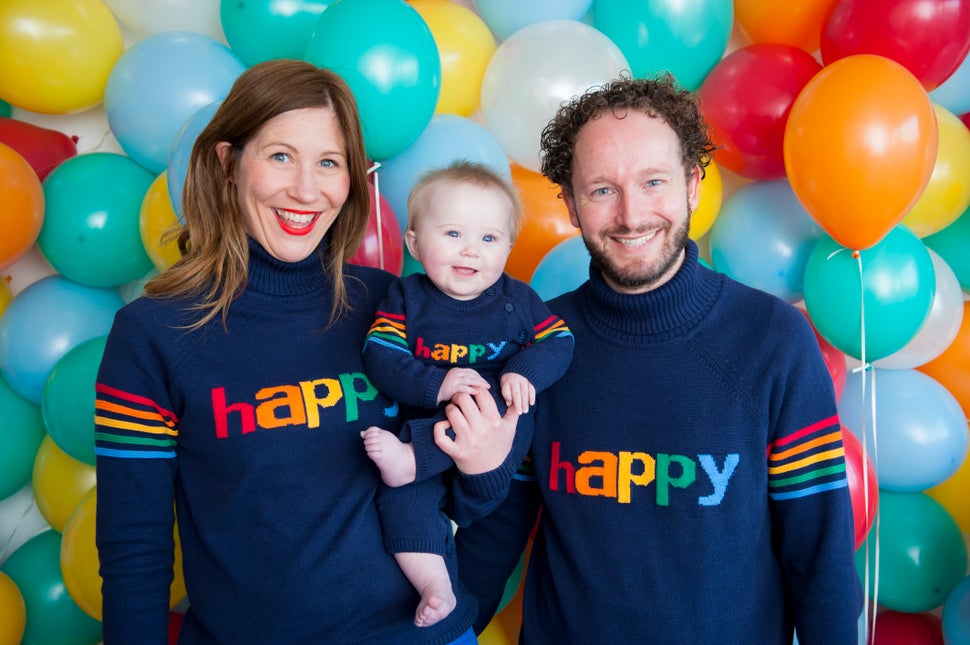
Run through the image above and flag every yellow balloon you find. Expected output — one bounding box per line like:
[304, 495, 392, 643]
[140, 171, 182, 271]
[690, 160, 723, 240]
[0, 0, 124, 114]
[926, 430, 970, 534]
[902, 104, 970, 238]
[0, 279, 11, 317]
[0, 571, 26, 645]
[61, 490, 188, 621]
[410, 0, 497, 117]
[31, 435, 97, 532]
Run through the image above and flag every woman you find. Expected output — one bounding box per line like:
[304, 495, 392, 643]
[94, 59, 498, 644]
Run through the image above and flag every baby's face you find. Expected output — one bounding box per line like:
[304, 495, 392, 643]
[406, 181, 514, 301]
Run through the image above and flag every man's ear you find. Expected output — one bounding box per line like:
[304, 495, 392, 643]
[687, 165, 701, 213]
[561, 188, 581, 229]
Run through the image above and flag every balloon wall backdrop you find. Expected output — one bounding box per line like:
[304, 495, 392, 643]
[0, 1, 968, 643]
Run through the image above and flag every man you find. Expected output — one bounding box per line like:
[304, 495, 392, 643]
[448, 74, 863, 644]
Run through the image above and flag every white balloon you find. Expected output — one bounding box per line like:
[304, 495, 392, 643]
[104, 0, 226, 43]
[12, 105, 124, 156]
[0, 485, 51, 566]
[481, 19, 629, 171]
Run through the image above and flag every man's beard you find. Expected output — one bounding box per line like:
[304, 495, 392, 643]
[583, 213, 691, 293]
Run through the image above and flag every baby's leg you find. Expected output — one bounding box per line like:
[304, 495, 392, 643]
[361, 427, 417, 487]
[394, 551, 457, 627]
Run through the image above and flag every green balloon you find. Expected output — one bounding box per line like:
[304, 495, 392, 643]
[0, 98, 11, 118]
[0, 530, 103, 644]
[0, 377, 45, 499]
[38, 152, 156, 288]
[855, 491, 967, 612]
[41, 336, 108, 467]
[924, 202, 970, 293]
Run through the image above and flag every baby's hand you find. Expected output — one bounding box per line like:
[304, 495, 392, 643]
[500, 372, 535, 414]
[438, 368, 490, 404]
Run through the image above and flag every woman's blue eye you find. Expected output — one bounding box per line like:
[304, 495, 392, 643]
[271, 152, 289, 162]
[320, 159, 336, 168]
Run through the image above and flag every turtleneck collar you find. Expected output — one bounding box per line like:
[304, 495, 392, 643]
[245, 236, 332, 296]
[580, 240, 723, 343]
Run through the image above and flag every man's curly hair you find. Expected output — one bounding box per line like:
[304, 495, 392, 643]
[539, 73, 715, 192]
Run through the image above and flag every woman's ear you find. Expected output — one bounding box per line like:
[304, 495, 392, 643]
[215, 142, 232, 173]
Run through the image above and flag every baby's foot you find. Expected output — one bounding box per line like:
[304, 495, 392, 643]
[360, 427, 417, 487]
[414, 583, 457, 628]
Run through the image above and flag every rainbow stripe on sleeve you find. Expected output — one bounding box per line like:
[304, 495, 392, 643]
[533, 316, 572, 343]
[766, 415, 847, 500]
[363, 311, 409, 354]
[94, 383, 179, 459]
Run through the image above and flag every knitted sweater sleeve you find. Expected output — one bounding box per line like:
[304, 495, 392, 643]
[501, 284, 574, 393]
[94, 303, 180, 645]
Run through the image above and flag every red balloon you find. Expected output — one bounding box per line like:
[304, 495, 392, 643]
[961, 111, 970, 131]
[697, 43, 821, 180]
[168, 610, 184, 644]
[841, 427, 878, 550]
[821, 0, 970, 91]
[870, 609, 943, 645]
[0, 117, 77, 180]
[350, 183, 404, 274]
[799, 308, 847, 401]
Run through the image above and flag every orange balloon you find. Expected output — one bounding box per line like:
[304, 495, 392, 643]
[734, 0, 839, 53]
[918, 301, 970, 419]
[140, 171, 182, 271]
[784, 55, 938, 250]
[0, 143, 44, 271]
[506, 164, 578, 283]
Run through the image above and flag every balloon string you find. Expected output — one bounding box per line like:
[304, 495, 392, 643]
[368, 162, 385, 271]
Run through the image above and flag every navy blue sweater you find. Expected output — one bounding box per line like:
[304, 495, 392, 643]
[456, 242, 863, 644]
[95, 239, 493, 643]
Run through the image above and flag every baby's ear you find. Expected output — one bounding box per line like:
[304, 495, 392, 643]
[404, 229, 420, 261]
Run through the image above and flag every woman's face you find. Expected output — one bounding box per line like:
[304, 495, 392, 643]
[218, 106, 350, 263]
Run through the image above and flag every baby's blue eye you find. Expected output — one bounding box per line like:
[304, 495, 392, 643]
[483, 234, 495, 243]
[447, 230, 460, 238]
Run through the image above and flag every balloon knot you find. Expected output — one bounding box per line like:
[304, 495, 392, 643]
[851, 250, 860, 259]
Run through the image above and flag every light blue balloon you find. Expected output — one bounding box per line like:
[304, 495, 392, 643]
[0, 276, 124, 403]
[930, 52, 970, 116]
[530, 236, 590, 300]
[473, 0, 595, 41]
[709, 180, 823, 303]
[168, 101, 222, 221]
[943, 575, 970, 645]
[837, 368, 968, 492]
[594, 0, 734, 90]
[378, 114, 511, 233]
[105, 31, 246, 173]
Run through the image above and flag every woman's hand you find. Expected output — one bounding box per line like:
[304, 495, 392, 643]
[433, 390, 518, 475]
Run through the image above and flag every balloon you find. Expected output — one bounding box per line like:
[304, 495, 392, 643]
[839, 368, 969, 492]
[472, 0, 594, 41]
[105, 0, 225, 41]
[919, 301, 970, 418]
[305, 0, 441, 161]
[930, 50, 970, 116]
[0, 143, 44, 271]
[0, 377, 45, 500]
[784, 55, 938, 251]
[0, 117, 77, 180]
[870, 610, 943, 645]
[481, 19, 628, 171]
[708, 179, 824, 303]
[12, 104, 124, 156]
[855, 491, 967, 613]
[0, 531, 103, 643]
[0, 99, 10, 118]
[142, 172, 182, 272]
[0, 275, 124, 403]
[377, 114, 511, 234]
[0, 280, 9, 316]
[0, 486, 50, 567]
[349, 184, 404, 274]
[943, 576, 970, 645]
[733, 0, 839, 53]
[410, 0, 496, 117]
[220, 0, 333, 66]
[689, 160, 722, 241]
[167, 101, 220, 221]
[31, 436, 97, 532]
[799, 309, 848, 402]
[506, 164, 577, 283]
[901, 104, 970, 237]
[39, 152, 156, 287]
[873, 250, 964, 369]
[594, 0, 733, 91]
[41, 336, 107, 466]
[0, 571, 25, 645]
[927, 446, 970, 535]
[924, 202, 970, 292]
[840, 427, 877, 550]
[821, 0, 970, 91]
[0, 0, 124, 114]
[530, 236, 591, 301]
[104, 31, 246, 172]
[697, 44, 821, 180]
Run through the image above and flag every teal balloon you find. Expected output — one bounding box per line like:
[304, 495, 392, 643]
[924, 202, 970, 292]
[0, 377, 45, 499]
[304, 0, 440, 161]
[0, 530, 103, 644]
[41, 336, 107, 467]
[220, 0, 335, 66]
[854, 491, 967, 613]
[594, 0, 734, 90]
[803, 226, 935, 361]
[39, 152, 156, 288]
[0, 98, 11, 118]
